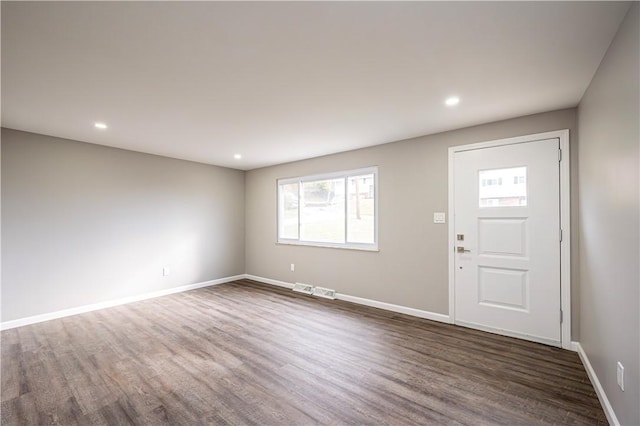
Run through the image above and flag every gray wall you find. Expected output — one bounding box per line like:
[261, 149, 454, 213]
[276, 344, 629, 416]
[577, 4, 639, 425]
[246, 109, 578, 330]
[1, 128, 245, 322]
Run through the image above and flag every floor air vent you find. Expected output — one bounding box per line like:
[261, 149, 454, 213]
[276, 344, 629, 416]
[292, 283, 314, 295]
[311, 286, 336, 300]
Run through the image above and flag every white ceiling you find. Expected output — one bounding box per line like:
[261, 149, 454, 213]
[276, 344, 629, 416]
[1, 2, 631, 170]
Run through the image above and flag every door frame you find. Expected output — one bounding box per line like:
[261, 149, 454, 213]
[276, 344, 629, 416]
[448, 130, 571, 349]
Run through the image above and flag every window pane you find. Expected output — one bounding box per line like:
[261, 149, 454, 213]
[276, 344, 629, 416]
[479, 167, 527, 207]
[278, 183, 299, 239]
[347, 174, 375, 244]
[300, 178, 345, 243]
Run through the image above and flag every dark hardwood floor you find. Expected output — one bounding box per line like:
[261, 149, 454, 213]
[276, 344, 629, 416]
[1, 279, 606, 425]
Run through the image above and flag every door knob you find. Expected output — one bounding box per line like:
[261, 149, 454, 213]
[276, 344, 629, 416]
[457, 247, 471, 253]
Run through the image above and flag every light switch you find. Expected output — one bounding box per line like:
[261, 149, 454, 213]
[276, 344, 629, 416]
[434, 212, 446, 224]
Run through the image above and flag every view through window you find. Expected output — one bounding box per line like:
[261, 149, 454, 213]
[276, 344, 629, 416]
[479, 166, 527, 207]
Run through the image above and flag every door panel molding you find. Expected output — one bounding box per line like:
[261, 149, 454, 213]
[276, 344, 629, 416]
[448, 130, 572, 349]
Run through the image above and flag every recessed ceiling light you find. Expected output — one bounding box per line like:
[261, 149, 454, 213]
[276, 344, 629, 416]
[234, 154, 242, 160]
[94, 122, 108, 130]
[445, 96, 460, 106]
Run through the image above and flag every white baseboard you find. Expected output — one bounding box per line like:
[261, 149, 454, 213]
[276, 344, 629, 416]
[244, 274, 451, 324]
[243, 274, 294, 289]
[573, 341, 620, 426]
[0, 274, 245, 331]
[336, 293, 451, 323]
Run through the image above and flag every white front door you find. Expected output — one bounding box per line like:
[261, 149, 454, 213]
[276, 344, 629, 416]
[453, 138, 561, 346]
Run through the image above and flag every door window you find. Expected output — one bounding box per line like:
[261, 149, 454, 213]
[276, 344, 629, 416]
[479, 167, 527, 207]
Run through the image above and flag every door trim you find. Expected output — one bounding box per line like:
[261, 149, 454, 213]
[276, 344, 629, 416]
[448, 130, 571, 349]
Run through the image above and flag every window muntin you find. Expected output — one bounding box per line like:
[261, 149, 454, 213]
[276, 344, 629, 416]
[278, 167, 378, 250]
[479, 167, 527, 207]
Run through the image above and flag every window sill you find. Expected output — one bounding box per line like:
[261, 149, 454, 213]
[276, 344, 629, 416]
[276, 241, 379, 252]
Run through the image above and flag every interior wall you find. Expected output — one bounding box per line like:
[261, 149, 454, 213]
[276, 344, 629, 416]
[1, 128, 246, 322]
[246, 108, 578, 332]
[577, 4, 639, 425]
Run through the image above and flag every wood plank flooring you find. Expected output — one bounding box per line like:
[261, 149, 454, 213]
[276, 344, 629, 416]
[1, 279, 606, 425]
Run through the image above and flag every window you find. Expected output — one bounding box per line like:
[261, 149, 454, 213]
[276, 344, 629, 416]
[479, 167, 527, 207]
[278, 167, 378, 250]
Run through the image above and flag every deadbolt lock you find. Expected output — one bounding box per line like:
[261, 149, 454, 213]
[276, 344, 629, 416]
[456, 234, 464, 241]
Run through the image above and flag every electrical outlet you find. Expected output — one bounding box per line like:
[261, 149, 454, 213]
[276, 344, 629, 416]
[433, 212, 446, 224]
[617, 362, 624, 391]
[163, 267, 170, 277]
[290, 263, 295, 272]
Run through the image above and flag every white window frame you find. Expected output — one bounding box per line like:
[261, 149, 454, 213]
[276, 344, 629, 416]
[277, 166, 379, 251]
